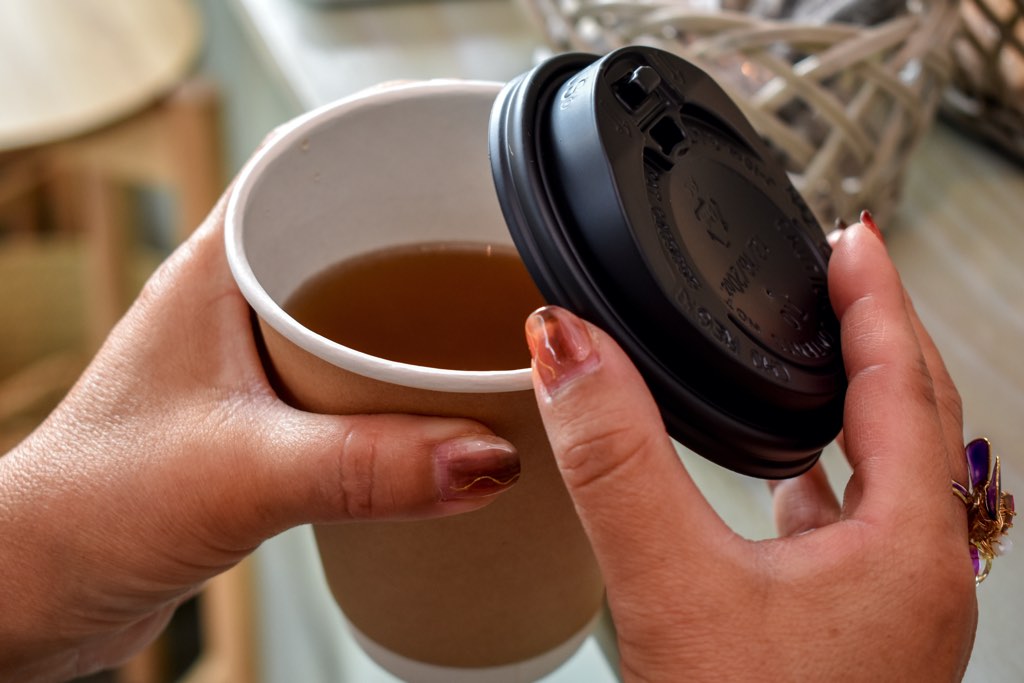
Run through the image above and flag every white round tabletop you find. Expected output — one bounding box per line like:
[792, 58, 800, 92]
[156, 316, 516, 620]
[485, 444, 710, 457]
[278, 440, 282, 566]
[0, 0, 201, 152]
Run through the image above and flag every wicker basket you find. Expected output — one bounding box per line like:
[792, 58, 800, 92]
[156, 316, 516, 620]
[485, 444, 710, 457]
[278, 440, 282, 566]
[519, 0, 960, 227]
[944, 0, 1024, 160]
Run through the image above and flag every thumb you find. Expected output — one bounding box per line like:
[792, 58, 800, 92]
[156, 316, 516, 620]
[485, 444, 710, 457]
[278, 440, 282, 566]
[201, 408, 520, 546]
[524, 306, 736, 591]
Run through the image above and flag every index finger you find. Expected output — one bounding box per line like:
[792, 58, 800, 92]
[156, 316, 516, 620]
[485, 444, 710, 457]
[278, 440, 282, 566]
[827, 223, 957, 522]
[902, 290, 968, 487]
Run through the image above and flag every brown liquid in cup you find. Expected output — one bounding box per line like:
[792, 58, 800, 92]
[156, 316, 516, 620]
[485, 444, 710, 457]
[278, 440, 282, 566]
[285, 242, 546, 370]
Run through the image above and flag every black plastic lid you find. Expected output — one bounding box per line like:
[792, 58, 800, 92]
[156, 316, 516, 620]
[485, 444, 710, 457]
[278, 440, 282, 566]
[489, 46, 846, 479]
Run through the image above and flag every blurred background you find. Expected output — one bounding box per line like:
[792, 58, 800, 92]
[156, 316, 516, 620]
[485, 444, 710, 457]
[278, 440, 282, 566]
[1, 0, 1022, 681]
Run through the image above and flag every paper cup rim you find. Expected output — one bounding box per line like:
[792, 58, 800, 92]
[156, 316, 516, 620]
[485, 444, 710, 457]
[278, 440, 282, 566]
[225, 80, 534, 394]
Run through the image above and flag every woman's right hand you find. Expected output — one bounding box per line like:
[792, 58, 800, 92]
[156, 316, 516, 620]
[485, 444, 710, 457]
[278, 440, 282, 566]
[0, 189, 520, 682]
[526, 220, 978, 681]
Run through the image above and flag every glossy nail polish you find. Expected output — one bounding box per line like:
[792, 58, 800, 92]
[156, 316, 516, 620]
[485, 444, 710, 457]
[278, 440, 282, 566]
[435, 435, 520, 501]
[860, 210, 884, 242]
[524, 306, 597, 394]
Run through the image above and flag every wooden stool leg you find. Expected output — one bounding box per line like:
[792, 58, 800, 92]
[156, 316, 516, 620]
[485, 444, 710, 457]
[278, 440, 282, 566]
[165, 79, 224, 242]
[45, 169, 84, 239]
[115, 644, 168, 683]
[179, 558, 259, 683]
[78, 166, 127, 349]
[78, 163, 173, 682]
[0, 153, 43, 237]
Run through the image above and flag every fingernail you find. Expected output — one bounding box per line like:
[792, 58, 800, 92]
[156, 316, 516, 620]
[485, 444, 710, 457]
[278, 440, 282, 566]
[859, 210, 884, 242]
[833, 217, 849, 231]
[525, 306, 597, 394]
[435, 435, 520, 501]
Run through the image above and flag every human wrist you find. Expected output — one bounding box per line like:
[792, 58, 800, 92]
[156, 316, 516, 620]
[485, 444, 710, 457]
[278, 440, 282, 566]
[0, 442, 81, 681]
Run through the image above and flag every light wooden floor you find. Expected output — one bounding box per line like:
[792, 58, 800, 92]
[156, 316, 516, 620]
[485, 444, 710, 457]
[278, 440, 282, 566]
[894, 124, 1024, 463]
[894, 123, 1024, 682]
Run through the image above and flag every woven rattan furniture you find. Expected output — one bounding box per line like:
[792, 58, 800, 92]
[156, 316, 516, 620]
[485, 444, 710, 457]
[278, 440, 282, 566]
[945, 0, 1024, 160]
[520, 0, 961, 227]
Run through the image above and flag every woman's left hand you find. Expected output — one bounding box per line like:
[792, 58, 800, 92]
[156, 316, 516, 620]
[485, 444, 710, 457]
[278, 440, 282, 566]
[526, 221, 978, 681]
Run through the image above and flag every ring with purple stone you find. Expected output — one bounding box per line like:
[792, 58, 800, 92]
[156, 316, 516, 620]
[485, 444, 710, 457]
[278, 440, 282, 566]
[952, 438, 1016, 584]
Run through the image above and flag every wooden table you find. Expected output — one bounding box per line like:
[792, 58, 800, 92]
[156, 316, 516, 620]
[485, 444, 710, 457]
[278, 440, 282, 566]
[0, 0, 200, 150]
